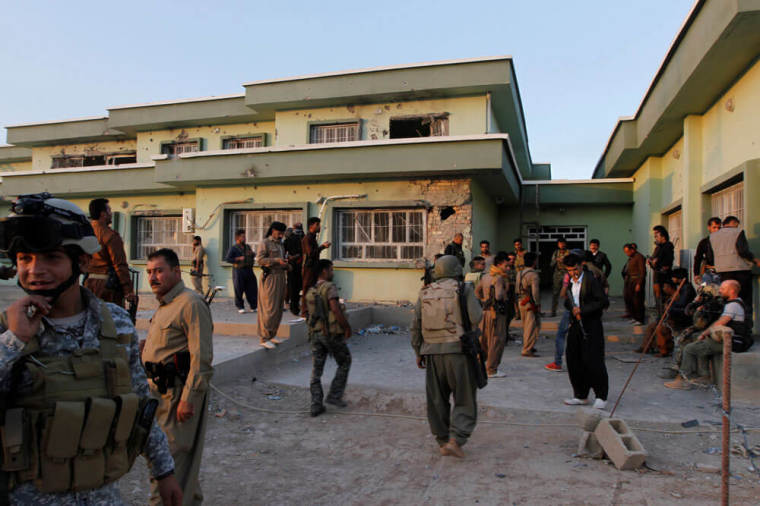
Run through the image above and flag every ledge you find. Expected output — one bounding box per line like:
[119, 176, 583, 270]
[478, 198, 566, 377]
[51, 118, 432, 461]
[332, 260, 422, 270]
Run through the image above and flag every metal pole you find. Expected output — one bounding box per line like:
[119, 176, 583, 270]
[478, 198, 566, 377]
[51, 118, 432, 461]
[609, 278, 686, 417]
[721, 327, 732, 506]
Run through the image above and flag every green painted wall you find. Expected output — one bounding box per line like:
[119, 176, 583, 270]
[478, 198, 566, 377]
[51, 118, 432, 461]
[470, 179, 499, 258]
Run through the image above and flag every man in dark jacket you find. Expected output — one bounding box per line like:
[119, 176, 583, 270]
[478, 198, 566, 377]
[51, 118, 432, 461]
[444, 233, 466, 267]
[284, 223, 305, 315]
[588, 239, 611, 278]
[693, 217, 720, 283]
[562, 254, 609, 410]
[622, 243, 646, 324]
[648, 226, 675, 317]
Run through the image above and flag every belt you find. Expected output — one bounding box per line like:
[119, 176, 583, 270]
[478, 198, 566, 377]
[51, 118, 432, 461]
[87, 273, 109, 280]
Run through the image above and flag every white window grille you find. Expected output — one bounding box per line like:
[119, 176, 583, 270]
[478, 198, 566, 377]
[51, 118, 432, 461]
[222, 136, 264, 150]
[711, 181, 744, 224]
[161, 141, 200, 158]
[135, 216, 194, 260]
[526, 226, 587, 249]
[667, 209, 683, 266]
[229, 209, 303, 252]
[309, 122, 359, 144]
[336, 209, 425, 261]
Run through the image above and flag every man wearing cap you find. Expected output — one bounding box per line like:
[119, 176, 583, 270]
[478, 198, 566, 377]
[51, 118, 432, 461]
[0, 192, 182, 504]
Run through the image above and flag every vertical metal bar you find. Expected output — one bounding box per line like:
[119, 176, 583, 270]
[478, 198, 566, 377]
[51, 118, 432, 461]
[721, 329, 731, 506]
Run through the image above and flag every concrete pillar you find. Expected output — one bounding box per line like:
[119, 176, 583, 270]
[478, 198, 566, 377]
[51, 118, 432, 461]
[681, 115, 705, 264]
[743, 159, 760, 332]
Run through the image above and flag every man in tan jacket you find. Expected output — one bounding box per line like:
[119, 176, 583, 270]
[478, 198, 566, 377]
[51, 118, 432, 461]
[143, 248, 214, 505]
[475, 252, 510, 377]
[518, 252, 541, 357]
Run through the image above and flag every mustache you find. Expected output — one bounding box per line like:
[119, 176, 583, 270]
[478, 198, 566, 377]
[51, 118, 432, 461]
[150, 281, 161, 286]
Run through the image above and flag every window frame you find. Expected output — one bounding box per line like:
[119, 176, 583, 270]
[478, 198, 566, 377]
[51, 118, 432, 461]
[221, 134, 267, 150]
[710, 180, 744, 224]
[308, 120, 361, 144]
[130, 213, 194, 261]
[51, 151, 137, 169]
[388, 113, 450, 139]
[333, 207, 426, 264]
[159, 138, 203, 159]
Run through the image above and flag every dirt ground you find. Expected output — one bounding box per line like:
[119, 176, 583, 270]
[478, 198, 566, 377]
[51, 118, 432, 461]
[121, 377, 760, 505]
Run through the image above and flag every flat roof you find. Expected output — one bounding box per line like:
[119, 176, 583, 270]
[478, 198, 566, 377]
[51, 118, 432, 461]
[5, 115, 108, 129]
[108, 93, 245, 111]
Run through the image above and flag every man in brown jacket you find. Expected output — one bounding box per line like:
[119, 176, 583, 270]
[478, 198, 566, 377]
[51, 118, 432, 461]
[518, 252, 541, 357]
[84, 198, 135, 307]
[622, 243, 646, 324]
[301, 217, 330, 315]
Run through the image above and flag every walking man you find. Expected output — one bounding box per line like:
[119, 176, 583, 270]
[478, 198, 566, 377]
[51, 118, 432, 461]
[475, 252, 510, 377]
[190, 236, 206, 294]
[550, 237, 569, 316]
[518, 252, 541, 357]
[562, 254, 609, 410]
[444, 233, 466, 267]
[225, 229, 257, 314]
[284, 222, 304, 315]
[411, 255, 483, 458]
[301, 217, 331, 315]
[305, 259, 352, 417]
[143, 248, 213, 505]
[85, 198, 136, 307]
[257, 222, 289, 349]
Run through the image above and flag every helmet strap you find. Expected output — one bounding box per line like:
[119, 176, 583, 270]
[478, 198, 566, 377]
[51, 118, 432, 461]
[18, 272, 79, 305]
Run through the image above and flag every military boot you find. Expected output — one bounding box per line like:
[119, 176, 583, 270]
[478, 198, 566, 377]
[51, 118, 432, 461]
[310, 404, 326, 417]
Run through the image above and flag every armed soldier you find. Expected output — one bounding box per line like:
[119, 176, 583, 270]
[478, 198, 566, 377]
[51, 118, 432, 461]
[143, 248, 213, 505]
[84, 198, 136, 308]
[411, 255, 483, 458]
[0, 193, 182, 504]
[305, 259, 352, 417]
[550, 237, 569, 316]
[517, 252, 541, 357]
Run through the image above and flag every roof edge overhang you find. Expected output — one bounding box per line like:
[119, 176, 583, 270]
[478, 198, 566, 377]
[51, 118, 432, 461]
[0, 145, 33, 163]
[5, 117, 128, 147]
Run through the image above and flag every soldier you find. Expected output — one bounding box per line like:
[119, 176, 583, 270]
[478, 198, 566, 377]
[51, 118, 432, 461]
[190, 236, 206, 294]
[143, 248, 213, 505]
[518, 252, 541, 357]
[550, 237, 569, 316]
[301, 217, 331, 316]
[512, 238, 526, 272]
[284, 222, 305, 315]
[304, 259, 352, 417]
[475, 252, 510, 377]
[224, 228, 257, 314]
[84, 198, 136, 307]
[411, 255, 483, 458]
[0, 193, 182, 504]
[464, 256, 486, 284]
[443, 233, 466, 267]
[256, 222, 289, 349]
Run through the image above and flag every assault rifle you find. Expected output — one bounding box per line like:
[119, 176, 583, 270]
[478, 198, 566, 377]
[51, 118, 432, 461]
[457, 282, 488, 389]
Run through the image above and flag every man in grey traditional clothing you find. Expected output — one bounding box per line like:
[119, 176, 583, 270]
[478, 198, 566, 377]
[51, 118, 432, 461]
[257, 221, 289, 349]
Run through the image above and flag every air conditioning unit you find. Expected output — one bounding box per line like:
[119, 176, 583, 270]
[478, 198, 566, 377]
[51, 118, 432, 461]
[182, 208, 195, 233]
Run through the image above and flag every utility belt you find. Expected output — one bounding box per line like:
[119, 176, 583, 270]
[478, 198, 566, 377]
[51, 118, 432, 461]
[144, 351, 191, 394]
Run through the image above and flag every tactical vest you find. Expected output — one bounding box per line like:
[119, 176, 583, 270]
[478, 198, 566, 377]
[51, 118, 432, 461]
[710, 228, 753, 273]
[463, 271, 483, 284]
[420, 278, 464, 344]
[305, 282, 345, 336]
[724, 298, 752, 352]
[0, 305, 148, 494]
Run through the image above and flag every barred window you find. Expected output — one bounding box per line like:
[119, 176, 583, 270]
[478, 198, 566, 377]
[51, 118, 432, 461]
[134, 216, 193, 260]
[161, 140, 200, 158]
[336, 209, 425, 261]
[229, 209, 303, 252]
[222, 136, 264, 150]
[711, 181, 744, 224]
[309, 122, 359, 144]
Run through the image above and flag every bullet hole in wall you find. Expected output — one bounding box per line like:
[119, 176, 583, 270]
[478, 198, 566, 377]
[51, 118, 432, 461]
[440, 206, 455, 221]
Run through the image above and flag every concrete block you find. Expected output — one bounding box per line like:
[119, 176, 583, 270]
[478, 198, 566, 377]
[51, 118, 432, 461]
[594, 418, 647, 470]
[576, 407, 604, 432]
[577, 431, 604, 459]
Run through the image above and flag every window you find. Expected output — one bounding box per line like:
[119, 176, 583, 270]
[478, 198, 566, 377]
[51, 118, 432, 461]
[222, 136, 265, 150]
[309, 122, 359, 144]
[711, 181, 744, 224]
[389, 114, 449, 139]
[229, 209, 303, 253]
[51, 151, 136, 169]
[336, 209, 425, 261]
[134, 216, 193, 260]
[161, 140, 200, 158]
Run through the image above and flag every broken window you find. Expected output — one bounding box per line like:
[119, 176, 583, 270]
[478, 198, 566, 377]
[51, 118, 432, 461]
[389, 114, 449, 139]
[106, 153, 137, 165]
[336, 209, 425, 261]
[309, 122, 359, 144]
[161, 140, 200, 158]
[222, 136, 265, 150]
[51, 152, 136, 169]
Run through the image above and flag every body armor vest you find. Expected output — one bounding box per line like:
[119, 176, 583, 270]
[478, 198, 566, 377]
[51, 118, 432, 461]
[0, 305, 148, 494]
[710, 228, 753, 273]
[724, 298, 752, 353]
[420, 278, 464, 344]
[305, 282, 345, 336]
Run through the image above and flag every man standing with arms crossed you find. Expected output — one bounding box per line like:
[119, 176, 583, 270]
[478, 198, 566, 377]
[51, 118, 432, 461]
[85, 198, 136, 307]
[143, 248, 214, 505]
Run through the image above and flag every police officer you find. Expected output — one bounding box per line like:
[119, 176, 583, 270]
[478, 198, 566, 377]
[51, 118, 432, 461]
[304, 259, 352, 417]
[411, 255, 483, 458]
[142, 248, 213, 505]
[0, 193, 182, 505]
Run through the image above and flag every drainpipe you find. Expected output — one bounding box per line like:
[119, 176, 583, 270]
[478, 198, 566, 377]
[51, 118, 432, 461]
[485, 92, 492, 133]
[315, 194, 368, 243]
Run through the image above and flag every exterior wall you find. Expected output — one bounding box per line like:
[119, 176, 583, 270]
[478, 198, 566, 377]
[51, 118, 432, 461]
[470, 179, 499, 257]
[0, 161, 32, 172]
[661, 138, 684, 204]
[275, 96, 487, 145]
[32, 140, 137, 171]
[135, 122, 275, 163]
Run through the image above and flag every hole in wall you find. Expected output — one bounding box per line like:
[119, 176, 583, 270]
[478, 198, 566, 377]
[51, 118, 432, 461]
[440, 207, 456, 221]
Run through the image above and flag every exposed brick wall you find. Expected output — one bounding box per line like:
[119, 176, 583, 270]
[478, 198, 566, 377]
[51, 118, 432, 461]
[410, 178, 472, 263]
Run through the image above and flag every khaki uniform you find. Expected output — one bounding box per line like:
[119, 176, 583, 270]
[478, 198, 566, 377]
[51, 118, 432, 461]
[475, 272, 509, 375]
[518, 267, 541, 355]
[143, 281, 213, 506]
[411, 262, 483, 447]
[191, 245, 206, 294]
[84, 221, 133, 306]
[256, 238, 288, 342]
[550, 249, 569, 314]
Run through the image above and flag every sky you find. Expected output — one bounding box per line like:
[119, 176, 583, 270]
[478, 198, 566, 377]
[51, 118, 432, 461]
[0, 0, 696, 179]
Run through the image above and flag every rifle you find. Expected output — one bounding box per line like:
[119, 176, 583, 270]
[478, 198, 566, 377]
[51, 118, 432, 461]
[457, 282, 488, 389]
[421, 259, 434, 286]
[128, 268, 140, 324]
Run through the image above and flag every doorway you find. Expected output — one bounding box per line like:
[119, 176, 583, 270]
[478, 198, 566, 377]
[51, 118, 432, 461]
[526, 225, 587, 288]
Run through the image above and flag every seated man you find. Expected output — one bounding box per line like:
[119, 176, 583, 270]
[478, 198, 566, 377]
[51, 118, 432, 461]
[638, 268, 695, 356]
[664, 280, 746, 389]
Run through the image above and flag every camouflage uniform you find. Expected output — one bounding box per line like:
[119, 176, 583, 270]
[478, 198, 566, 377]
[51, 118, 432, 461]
[0, 288, 174, 505]
[306, 281, 351, 407]
[550, 248, 569, 315]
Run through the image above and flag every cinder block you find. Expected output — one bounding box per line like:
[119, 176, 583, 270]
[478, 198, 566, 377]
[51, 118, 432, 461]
[577, 430, 604, 459]
[594, 418, 647, 470]
[576, 407, 603, 432]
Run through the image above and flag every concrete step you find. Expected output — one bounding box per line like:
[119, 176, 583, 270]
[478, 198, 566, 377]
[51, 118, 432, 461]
[712, 348, 760, 405]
